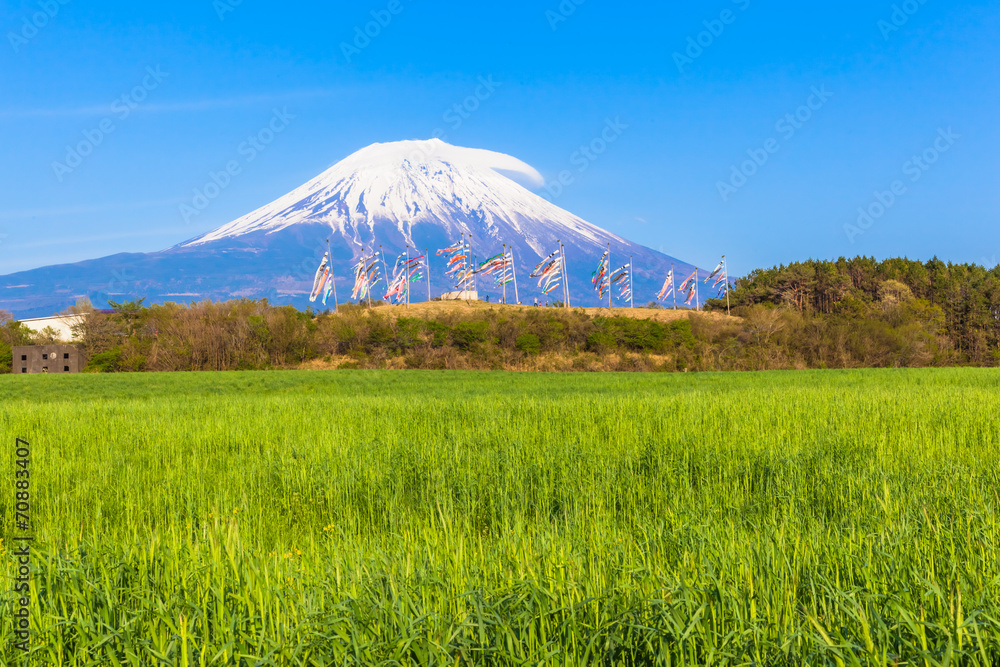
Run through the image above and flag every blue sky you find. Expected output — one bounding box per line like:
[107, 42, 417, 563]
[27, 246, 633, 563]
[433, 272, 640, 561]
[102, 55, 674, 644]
[1, 0, 998, 276]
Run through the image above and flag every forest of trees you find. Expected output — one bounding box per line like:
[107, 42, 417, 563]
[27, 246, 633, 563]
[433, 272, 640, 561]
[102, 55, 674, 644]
[1, 257, 997, 373]
[708, 256, 1000, 364]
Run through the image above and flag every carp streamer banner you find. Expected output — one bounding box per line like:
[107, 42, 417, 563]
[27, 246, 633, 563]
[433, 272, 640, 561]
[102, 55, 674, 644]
[438, 239, 473, 290]
[352, 252, 382, 301]
[531, 250, 563, 295]
[657, 269, 674, 302]
[384, 254, 425, 303]
[591, 252, 610, 299]
[477, 253, 515, 288]
[610, 264, 632, 302]
[309, 253, 330, 303]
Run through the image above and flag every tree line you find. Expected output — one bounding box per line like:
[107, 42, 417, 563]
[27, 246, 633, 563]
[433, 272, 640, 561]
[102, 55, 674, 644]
[1, 256, 997, 373]
[708, 256, 1000, 364]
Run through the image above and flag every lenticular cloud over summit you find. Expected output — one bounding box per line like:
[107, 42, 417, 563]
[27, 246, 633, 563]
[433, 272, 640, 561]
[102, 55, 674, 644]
[0, 139, 703, 318]
[184, 138, 591, 251]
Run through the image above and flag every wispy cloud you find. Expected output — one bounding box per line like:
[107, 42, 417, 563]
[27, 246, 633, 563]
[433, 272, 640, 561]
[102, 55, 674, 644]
[3, 226, 196, 251]
[0, 198, 184, 221]
[0, 89, 335, 119]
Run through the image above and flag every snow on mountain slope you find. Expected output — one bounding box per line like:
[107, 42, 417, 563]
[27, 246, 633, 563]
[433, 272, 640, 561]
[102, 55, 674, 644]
[184, 138, 625, 257]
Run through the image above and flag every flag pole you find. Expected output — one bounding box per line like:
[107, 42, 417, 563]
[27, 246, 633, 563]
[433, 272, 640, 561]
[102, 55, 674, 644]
[511, 247, 520, 305]
[672, 262, 676, 310]
[724, 255, 731, 316]
[501, 244, 507, 305]
[696, 271, 701, 312]
[565, 242, 571, 308]
[327, 238, 339, 312]
[560, 241, 571, 309]
[465, 234, 472, 300]
[367, 247, 374, 308]
[555, 240, 564, 308]
[607, 243, 612, 310]
[379, 245, 389, 305]
[405, 245, 410, 309]
[426, 248, 431, 303]
[629, 255, 634, 309]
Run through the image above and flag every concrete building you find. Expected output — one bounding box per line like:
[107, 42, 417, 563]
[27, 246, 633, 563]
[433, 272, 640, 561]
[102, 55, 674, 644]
[12, 345, 86, 374]
[439, 291, 480, 301]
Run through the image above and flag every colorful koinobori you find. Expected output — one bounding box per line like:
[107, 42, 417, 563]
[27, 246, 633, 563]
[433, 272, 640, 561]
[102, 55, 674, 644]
[657, 268, 675, 304]
[531, 250, 564, 296]
[475, 249, 519, 303]
[351, 251, 382, 303]
[610, 262, 633, 307]
[591, 251, 610, 302]
[304, 243, 732, 311]
[384, 253, 425, 305]
[437, 238, 475, 291]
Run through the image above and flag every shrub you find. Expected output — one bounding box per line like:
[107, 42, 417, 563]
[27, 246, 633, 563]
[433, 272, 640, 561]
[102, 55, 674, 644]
[452, 321, 489, 350]
[515, 333, 541, 355]
[85, 348, 124, 373]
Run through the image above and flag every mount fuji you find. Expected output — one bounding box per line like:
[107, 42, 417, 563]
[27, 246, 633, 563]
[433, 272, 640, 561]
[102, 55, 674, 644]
[0, 139, 712, 318]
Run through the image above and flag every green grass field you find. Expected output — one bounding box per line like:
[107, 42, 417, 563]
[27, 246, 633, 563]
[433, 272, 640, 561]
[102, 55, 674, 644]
[2, 369, 999, 665]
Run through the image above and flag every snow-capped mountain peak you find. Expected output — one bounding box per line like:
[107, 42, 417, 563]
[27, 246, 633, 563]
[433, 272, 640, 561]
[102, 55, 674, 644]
[183, 138, 621, 253]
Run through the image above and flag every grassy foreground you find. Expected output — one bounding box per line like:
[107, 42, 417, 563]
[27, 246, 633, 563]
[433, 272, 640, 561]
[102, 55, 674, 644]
[1, 369, 999, 665]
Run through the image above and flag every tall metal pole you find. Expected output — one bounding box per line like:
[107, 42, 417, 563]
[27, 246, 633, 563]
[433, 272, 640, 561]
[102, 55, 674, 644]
[327, 238, 339, 312]
[724, 255, 731, 316]
[560, 241, 571, 309]
[696, 272, 701, 312]
[405, 245, 410, 309]
[366, 248, 373, 308]
[629, 255, 634, 309]
[465, 234, 473, 299]
[501, 244, 507, 305]
[607, 243, 612, 310]
[511, 247, 520, 305]
[555, 240, 564, 308]
[672, 263, 676, 311]
[426, 248, 431, 303]
[379, 245, 389, 305]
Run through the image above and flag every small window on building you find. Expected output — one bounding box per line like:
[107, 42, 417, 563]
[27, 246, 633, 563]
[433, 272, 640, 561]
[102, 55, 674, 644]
[42, 367, 48, 372]
[42, 353, 48, 360]
[64, 353, 70, 359]
[21, 368, 27, 374]
[21, 355, 26, 361]
[64, 366, 70, 372]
